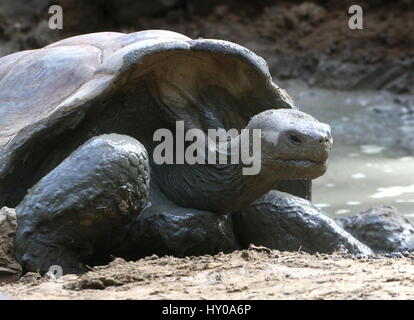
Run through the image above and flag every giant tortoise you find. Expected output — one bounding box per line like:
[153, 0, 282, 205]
[0, 30, 372, 274]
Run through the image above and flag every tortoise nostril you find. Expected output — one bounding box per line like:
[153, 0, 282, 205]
[319, 136, 332, 146]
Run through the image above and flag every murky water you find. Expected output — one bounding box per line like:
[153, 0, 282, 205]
[281, 81, 414, 219]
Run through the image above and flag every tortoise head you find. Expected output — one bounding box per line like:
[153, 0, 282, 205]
[247, 109, 332, 180]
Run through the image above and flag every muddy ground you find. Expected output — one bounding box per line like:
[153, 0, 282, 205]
[1, 1, 413, 94]
[1, 1, 413, 300]
[1, 245, 414, 300]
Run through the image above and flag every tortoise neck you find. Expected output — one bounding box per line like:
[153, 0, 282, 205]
[153, 158, 276, 214]
[196, 162, 276, 213]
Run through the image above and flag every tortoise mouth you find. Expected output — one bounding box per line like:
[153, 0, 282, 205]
[265, 157, 326, 166]
[279, 158, 326, 166]
[264, 157, 328, 179]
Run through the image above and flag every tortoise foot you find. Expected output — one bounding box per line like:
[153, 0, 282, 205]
[233, 190, 373, 256]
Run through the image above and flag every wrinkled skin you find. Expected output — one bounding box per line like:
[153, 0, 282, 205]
[233, 191, 373, 256]
[12, 108, 367, 275]
[15, 134, 149, 274]
[152, 109, 332, 214]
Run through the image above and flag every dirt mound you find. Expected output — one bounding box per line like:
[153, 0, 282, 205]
[1, 1, 413, 93]
[1, 245, 414, 299]
[0, 207, 21, 283]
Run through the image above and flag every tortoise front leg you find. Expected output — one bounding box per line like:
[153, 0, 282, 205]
[118, 183, 240, 259]
[232, 190, 373, 255]
[15, 134, 149, 275]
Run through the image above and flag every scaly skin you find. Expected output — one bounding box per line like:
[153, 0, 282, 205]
[14, 109, 332, 274]
[154, 109, 332, 213]
[15, 134, 149, 274]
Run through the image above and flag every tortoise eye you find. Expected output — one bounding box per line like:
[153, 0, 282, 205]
[288, 134, 302, 146]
